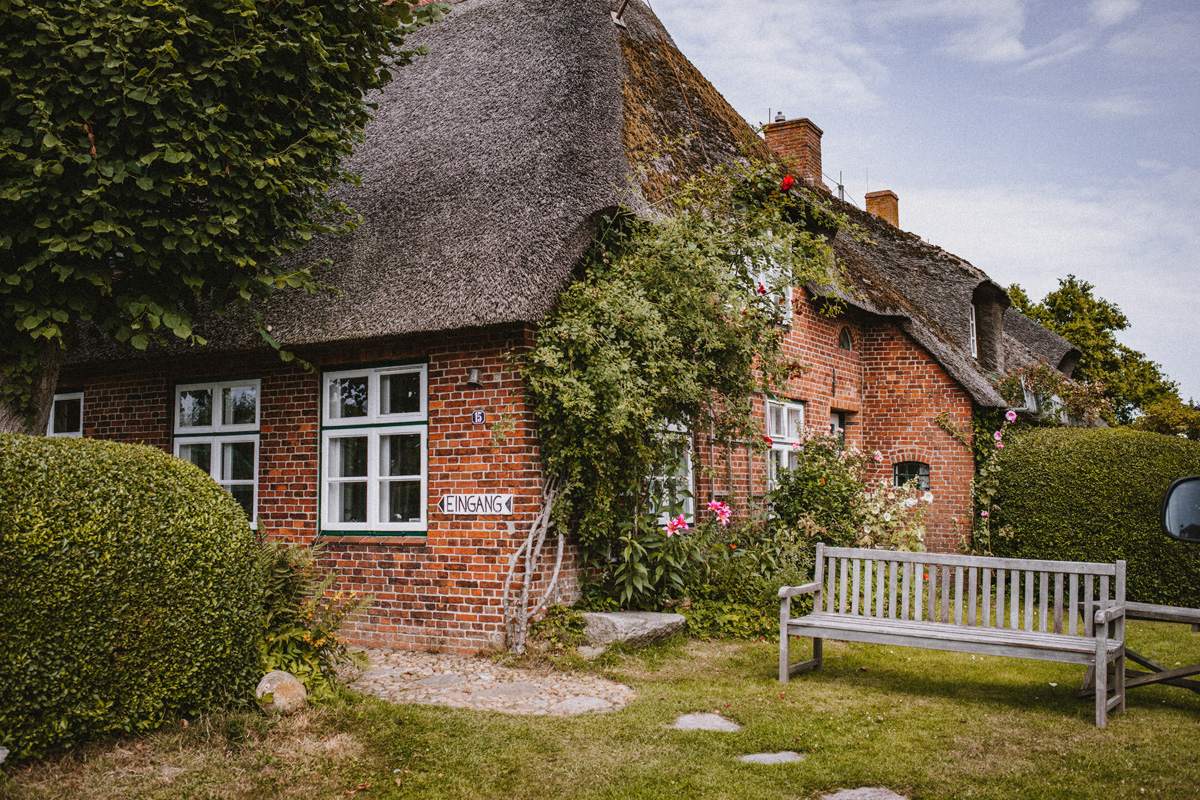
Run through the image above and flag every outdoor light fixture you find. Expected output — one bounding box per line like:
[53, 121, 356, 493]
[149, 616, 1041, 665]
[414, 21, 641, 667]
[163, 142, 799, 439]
[466, 368, 484, 388]
[612, 0, 628, 27]
[775, 110, 786, 122]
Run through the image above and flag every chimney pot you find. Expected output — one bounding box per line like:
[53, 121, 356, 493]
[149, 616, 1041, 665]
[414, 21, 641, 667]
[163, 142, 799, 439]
[865, 190, 899, 228]
[774, 110, 786, 122]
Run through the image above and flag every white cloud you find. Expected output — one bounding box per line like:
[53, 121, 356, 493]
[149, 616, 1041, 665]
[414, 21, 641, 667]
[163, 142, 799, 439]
[899, 171, 1200, 398]
[1090, 0, 1140, 28]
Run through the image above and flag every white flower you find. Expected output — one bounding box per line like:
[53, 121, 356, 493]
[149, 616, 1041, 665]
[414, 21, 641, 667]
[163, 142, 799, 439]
[883, 512, 892, 522]
[922, 491, 934, 504]
[904, 497, 918, 508]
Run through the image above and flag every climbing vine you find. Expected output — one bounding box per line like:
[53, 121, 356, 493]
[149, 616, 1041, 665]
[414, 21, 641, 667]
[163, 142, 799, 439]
[503, 160, 847, 648]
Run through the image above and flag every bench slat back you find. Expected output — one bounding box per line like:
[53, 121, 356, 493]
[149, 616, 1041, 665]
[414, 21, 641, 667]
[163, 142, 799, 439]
[811, 544, 1125, 637]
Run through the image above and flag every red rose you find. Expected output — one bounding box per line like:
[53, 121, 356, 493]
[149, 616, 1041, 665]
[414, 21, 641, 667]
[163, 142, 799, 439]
[780, 174, 794, 192]
[763, 435, 773, 446]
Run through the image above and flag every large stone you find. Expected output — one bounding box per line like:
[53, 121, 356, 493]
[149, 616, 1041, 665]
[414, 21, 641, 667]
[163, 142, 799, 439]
[256, 670, 307, 714]
[580, 611, 686, 649]
[823, 790, 908, 800]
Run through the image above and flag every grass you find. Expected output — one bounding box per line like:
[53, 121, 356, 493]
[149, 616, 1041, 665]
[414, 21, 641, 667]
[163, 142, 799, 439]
[3, 621, 1199, 800]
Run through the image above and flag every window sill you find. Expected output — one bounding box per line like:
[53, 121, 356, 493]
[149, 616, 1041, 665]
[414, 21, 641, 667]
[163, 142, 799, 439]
[318, 535, 428, 547]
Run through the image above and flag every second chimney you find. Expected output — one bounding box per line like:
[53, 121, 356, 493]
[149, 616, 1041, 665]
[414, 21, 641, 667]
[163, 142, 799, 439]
[763, 115, 823, 187]
[865, 190, 899, 228]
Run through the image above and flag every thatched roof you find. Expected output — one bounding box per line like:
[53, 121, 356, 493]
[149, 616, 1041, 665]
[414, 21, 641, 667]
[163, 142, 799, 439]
[72, 0, 1071, 411]
[1003, 309, 1081, 376]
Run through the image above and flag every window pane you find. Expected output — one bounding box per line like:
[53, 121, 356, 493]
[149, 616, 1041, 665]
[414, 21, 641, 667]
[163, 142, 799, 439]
[380, 372, 420, 415]
[382, 480, 421, 523]
[334, 482, 368, 523]
[227, 484, 254, 518]
[221, 441, 256, 481]
[332, 437, 368, 477]
[178, 389, 213, 427]
[787, 407, 803, 438]
[178, 443, 212, 472]
[382, 434, 421, 477]
[52, 398, 81, 434]
[328, 376, 368, 419]
[769, 404, 784, 438]
[894, 461, 930, 491]
[222, 385, 257, 425]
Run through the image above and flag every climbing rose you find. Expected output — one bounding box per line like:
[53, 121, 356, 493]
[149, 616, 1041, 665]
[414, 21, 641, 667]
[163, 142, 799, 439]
[1006, 409, 1018, 423]
[756, 281, 768, 295]
[666, 514, 689, 536]
[780, 174, 794, 192]
[764, 435, 774, 446]
[980, 510, 989, 518]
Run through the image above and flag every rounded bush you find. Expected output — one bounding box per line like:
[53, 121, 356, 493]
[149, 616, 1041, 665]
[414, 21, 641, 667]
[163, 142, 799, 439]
[0, 434, 264, 760]
[993, 427, 1200, 606]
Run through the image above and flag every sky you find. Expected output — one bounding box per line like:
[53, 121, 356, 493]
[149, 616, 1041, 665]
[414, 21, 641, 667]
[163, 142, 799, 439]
[649, 0, 1200, 402]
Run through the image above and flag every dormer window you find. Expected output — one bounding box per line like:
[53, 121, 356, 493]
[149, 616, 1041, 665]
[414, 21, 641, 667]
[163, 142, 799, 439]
[969, 304, 978, 359]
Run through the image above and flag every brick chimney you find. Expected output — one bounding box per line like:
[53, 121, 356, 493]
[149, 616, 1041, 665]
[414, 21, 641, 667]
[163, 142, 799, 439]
[865, 190, 899, 228]
[763, 115, 822, 187]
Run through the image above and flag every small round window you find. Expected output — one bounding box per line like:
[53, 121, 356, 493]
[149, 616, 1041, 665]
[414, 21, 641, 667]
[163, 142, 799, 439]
[893, 461, 930, 491]
[838, 326, 853, 351]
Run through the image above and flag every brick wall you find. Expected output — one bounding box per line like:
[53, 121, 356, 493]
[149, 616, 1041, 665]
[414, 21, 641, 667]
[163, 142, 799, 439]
[59, 323, 576, 654]
[691, 294, 975, 551]
[762, 117, 823, 187]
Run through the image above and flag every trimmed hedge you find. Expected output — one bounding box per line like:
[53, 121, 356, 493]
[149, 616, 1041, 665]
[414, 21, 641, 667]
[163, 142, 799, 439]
[0, 435, 264, 760]
[993, 427, 1200, 606]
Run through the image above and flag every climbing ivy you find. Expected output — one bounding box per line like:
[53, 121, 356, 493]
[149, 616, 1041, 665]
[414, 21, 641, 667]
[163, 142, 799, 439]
[520, 160, 846, 552]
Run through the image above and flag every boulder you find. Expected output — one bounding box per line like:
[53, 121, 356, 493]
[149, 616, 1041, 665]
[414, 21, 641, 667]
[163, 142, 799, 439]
[578, 611, 686, 658]
[256, 670, 307, 714]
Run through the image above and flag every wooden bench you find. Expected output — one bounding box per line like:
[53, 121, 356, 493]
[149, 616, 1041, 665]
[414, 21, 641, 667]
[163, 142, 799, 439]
[779, 544, 1127, 727]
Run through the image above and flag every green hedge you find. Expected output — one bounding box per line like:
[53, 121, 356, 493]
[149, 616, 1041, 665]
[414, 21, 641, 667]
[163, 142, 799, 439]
[0, 435, 264, 760]
[993, 427, 1200, 606]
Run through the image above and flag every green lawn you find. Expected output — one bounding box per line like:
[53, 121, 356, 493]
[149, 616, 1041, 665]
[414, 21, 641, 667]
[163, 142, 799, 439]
[4, 621, 1199, 800]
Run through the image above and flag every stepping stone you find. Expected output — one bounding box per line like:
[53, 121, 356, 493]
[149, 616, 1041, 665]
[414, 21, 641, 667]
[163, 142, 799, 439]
[474, 681, 541, 699]
[416, 673, 467, 687]
[823, 789, 908, 800]
[739, 751, 804, 764]
[670, 713, 741, 732]
[550, 695, 613, 715]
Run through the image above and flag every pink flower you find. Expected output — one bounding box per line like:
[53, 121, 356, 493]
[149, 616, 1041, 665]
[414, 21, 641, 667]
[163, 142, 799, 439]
[707, 500, 732, 526]
[873, 450, 883, 463]
[666, 514, 689, 536]
[995, 442, 1004, 449]
[993, 430, 1002, 441]
[1005, 409, 1018, 423]
[980, 510, 989, 518]
[780, 174, 795, 192]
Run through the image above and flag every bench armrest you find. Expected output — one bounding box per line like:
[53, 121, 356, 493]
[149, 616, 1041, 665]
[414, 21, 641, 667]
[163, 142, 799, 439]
[779, 583, 819, 599]
[1093, 604, 1126, 626]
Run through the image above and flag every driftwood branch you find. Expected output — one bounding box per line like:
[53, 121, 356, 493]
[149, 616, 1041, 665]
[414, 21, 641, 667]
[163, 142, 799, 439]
[501, 477, 563, 653]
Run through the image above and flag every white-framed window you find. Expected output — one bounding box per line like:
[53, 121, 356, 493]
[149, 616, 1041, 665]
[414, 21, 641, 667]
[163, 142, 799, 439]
[752, 264, 795, 328]
[321, 364, 428, 533]
[47, 392, 84, 437]
[648, 424, 694, 524]
[173, 379, 261, 522]
[765, 398, 805, 487]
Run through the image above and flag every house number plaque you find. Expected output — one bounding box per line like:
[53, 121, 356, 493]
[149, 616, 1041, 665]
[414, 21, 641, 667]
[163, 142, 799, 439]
[472, 409, 486, 424]
[438, 494, 514, 515]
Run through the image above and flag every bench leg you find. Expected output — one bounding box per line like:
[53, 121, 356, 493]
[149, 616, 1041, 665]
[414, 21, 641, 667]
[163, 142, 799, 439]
[1095, 657, 1107, 728]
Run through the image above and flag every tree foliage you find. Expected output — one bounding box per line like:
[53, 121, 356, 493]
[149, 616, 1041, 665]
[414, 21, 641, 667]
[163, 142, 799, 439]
[1009, 276, 1178, 423]
[521, 161, 845, 550]
[0, 0, 444, 430]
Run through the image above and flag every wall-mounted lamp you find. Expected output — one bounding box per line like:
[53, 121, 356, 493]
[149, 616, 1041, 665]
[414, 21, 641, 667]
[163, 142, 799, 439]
[466, 368, 484, 388]
[612, 0, 629, 27]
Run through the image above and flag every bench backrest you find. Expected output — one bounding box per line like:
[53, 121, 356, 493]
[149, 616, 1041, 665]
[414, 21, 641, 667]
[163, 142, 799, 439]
[811, 544, 1126, 637]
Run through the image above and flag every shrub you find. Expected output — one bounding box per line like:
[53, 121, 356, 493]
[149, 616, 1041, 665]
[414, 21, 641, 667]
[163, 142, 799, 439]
[993, 427, 1200, 606]
[259, 541, 371, 702]
[0, 435, 264, 760]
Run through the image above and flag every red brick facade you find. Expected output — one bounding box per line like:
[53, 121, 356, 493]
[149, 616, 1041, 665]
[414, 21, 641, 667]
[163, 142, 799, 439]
[59, 296, 978, 653]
